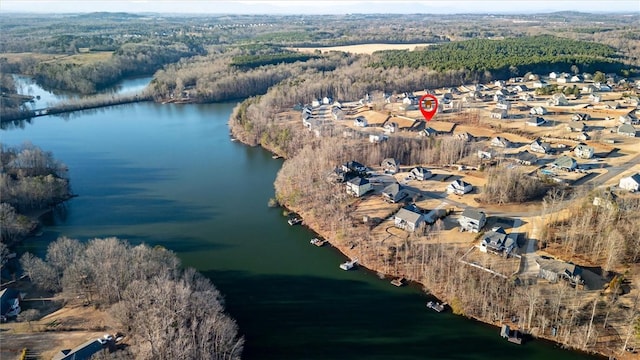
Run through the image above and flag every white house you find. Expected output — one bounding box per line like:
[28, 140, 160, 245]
[394, 207, 424, 232]
[383, 122, 398, 134]
[490, 108, 508, 119]
[530, 139, 551, 154]
[549, 72, 558, 79]
[410, 167, 432, 181]
[574, 144, 594, 159]
[619, 173, 640, 192]
[618, 124, 637, 137]
[479, 227, 516, 256]
[530, 106, 547, 115]
[458, 208, 486, 233]
[346, 177, 371, 197]
[369, 133, 388, 143]
[353, 116, 367, 127]
[322, 96, 333, 105]
[496, 100, 511, 110]
[491, 136, 512, 148]
[526, 116, 546, 127]
[382, 158, 400, 174]
[447, 179, 472, 195]
[547, 93, 568, 106]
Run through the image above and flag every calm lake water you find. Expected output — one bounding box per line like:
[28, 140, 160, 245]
[1, 81, 598, 359]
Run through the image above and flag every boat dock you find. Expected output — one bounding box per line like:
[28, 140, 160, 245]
[310, 238, 327, 247]
[500, 324, 523, 344]
[288, 217, 302, 226]
[340, 258, 358, 271]
[390, 277, 405, 287]
[426, 301, 447, 312]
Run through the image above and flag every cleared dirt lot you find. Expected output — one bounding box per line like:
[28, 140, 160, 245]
[290, 43, 434, 54]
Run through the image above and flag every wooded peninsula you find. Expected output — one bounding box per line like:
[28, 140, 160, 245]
[2, 10, 640, 360]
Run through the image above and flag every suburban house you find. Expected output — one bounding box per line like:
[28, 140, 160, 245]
[619, 173, 640, 192]
[302, 112, 313, 128]
[419, 127, 438, 137]
[549, 71, 558, 79]
[570, 75, 583, 83]
[515, 84, 529, 92]
[576, 132, 590, 141]
[477, 148, 495, 160]
[455, 132, 475, 142]
[536, 258, 583, 285]
[331, 106, 345, 121]
[394, 206, 424, 232]
[532, 80, 548, 88]
[583, 85, 599, 94]
[52, 338, 108, 360]
[382, 158, 400, 174]
[530, 139, 551, 154]
[496, 99, 511, 110]
[311, 99, 321, 107]
[571, 113, 590, 121]
[556, 75, 568, 84]
[341, 161, 367, 174]
[566, 121, 587, 133]
[589, 93, 602, 103]
[490, 108, 508, 119]
[346, 177, 371, 197]
[322, 96, 333, 105]
[519, 93, 533, 101]
[526, 116, 546, 127]
[494, 80, 506, 87]
[410, 167, 432, 181]
[447, 179, 473, 195]
[353, 116, 367, 127]
[0, 288, 21, 320]
[530, 106, 547, 115]
[547, 93, 568, 106]
[458, 208, 487, 233]
[508, 151, 538, 166]
[369, 133, 388, 143]
[479, 227, 516, 256]
[619, 113, 639, 125]
[618, 124, 637, 137]
[383, 122, 398, 134]
[382, 183, 409, 203]
[491, 136, 512, 148]
[574, 144, 595, 159]
[552, 155, 577, 171]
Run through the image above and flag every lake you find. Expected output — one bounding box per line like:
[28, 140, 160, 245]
[1, 80, 598, 359]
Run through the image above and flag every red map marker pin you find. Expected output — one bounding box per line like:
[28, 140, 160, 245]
[419, 94, 438, 122]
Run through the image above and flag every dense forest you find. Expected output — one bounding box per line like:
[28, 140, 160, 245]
[21, 237, 244, 360]
[0, 143, 71, 245]
[370, 35, 629, 78]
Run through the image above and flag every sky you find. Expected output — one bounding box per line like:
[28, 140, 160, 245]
[1, 0, 639, 15]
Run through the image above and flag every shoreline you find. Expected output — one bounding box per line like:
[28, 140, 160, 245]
[231, 132, 610, 360]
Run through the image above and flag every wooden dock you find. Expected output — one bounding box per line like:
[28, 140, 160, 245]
[500, 324, 523, 344]
[390, 277, 405, 287]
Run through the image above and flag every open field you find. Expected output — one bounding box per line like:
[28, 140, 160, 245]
[290, 43, 434, 55]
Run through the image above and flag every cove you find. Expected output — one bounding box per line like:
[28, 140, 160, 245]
[1, 101, 598, 360]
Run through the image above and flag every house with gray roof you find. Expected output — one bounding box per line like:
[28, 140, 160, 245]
[382, 183, 408, 203]
[530, 139, 551, 154]
[618, 124, 637, 137]
[479, 227, 516, 256]
[552, 155, 577, 171]
[346, 177, 371, 197]
[490, 136, 512, 148]
[382, 158, 400, 174]
[446, 179, 472, 195]
[574, 144, 594, 159]
[619, 173, 640, 192]
[458, 208, 486, 233]
[410, 167, 432, 181]
[394, 207, 424, 232]
[536, 258, 583, 285]
[0, 288, 21, 319]
[52, 339, 107, 360]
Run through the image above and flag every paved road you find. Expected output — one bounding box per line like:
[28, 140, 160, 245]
[589, 152, 640, 187]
